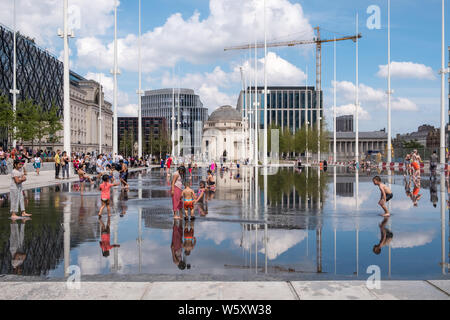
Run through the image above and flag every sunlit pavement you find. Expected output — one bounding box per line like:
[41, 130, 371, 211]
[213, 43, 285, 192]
[0, 166, 449, 300]
[0, 280, 448, 300]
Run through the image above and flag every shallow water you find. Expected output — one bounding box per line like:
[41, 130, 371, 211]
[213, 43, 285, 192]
[0, 167, 448, 281]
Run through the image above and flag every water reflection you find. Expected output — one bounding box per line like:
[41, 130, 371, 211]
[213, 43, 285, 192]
[0, 167, 447, 279]
[373, 217, 393, 255]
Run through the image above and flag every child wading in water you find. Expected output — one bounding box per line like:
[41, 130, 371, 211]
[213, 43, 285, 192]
[98, 175, 119, 217]
[181, 180, 196, 221]
[373, 176, 393, 217]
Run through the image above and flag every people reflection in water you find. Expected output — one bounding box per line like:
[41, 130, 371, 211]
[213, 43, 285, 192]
[410, 178, 422, 207]
[99, 217, 120, 257]
[119, 190, 128, 217]
[373, 216, 393, 255]
[183, 220, 196, 263]
[171, 219, 186, 270]
[10, 218, 30, 274]
[429, 174, 438, 208]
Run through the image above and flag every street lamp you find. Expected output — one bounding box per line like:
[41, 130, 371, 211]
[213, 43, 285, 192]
[10, 0, 19, 149]
[58, 0, 75, 172]
[439, 0, 449, 166]
[137, 0, 143, 159]
[112, 0, 120, 157]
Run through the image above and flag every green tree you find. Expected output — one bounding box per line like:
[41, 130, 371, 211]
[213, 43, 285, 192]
[46, 103, 63, 150]
[15, 99, 38, 148]
[0, 95, 14, 146]
[34, 104, 49, 150]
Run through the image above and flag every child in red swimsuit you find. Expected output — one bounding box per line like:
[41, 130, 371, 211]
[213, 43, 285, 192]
[98, 175, 119, 217]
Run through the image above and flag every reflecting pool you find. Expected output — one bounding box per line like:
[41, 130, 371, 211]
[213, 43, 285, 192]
[0, 166, 448, 281]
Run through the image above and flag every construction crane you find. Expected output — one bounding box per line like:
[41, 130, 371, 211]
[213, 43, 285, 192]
[224, 27, 362, 109]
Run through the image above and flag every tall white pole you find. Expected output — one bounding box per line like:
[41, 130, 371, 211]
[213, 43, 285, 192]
[333, 38, 337, 163]
[305, 66, 309, 164]
[355, 13, 359, 165]
[177, 86, 181, 158]
[440, 0, 447, 166]
[171, 86, 175, 157]
[10, 0, 19, 149]
[240, 67, 246, 162]
[248, 45, 253, 164]
[254, 31, 259, 166]
[387, 0, 392, 164]
[112, 0, 119, 157]
[137, 0, 143, 159]
[98, 73, 103, 154]
[62, 0, 71, 170]
[263, 0, 268, 167]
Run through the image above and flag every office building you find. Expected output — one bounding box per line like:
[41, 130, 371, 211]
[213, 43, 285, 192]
[118, 117, 167, 156]
[236, 86, 323, 133]
[336, 115, 353, 132]
[0, 23, 113, 153]
[141, 88, 208, 156]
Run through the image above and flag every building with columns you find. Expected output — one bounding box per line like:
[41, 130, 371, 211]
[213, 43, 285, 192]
[329, 130, 388, 161]
[202, 105, 246, 162]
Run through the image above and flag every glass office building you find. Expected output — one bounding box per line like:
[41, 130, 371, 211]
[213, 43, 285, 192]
[141, 88, 208, 155]
[237, 86, 323, 133]
[0, 23, 64, 148]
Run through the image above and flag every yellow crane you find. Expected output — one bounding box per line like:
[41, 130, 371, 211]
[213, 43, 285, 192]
[224, 27, 362, 109]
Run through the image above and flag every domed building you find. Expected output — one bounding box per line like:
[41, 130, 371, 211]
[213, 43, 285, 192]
[202, 105, 247, 162]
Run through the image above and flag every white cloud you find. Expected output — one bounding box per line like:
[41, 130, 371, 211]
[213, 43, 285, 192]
[377, 61, 436, 80]
[391, 230, 435, 249]
[76, 0, 314, 72]
[259, 230, 307, 260]
[332, 80, 418, 112]
[333, 104, 371, 120]
[84, 72, 134, 116]
[0, 0, 117, 47]
[160, 52, 306, 111]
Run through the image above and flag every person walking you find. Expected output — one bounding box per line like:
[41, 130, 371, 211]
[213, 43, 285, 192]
[33, 152, 42, 175]
[10, 160, 31, 220]
[54, 150, 61, 179]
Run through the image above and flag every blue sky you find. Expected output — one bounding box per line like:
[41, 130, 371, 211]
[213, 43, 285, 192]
[0, 0, 448, 135]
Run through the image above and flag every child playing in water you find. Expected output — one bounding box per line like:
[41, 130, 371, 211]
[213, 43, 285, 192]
[98, 175, 119, 217]
[181, 180, 196, 221]
[373, 176, 393, 217]
[77, 163, 92, 194]
[195, 181, 207, 204]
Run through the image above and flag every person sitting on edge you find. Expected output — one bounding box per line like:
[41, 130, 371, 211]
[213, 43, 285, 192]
[373, 176, 393, 217]
[181, 180, 196, 221]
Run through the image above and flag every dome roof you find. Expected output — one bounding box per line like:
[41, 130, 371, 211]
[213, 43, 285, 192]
[208, 105, 241, 122]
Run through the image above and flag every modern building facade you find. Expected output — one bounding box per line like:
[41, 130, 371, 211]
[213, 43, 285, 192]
[118, 117, 167, 156]
[336, 115, 354, 132]
[236, 86, 323, 133]
[141, 88, 208, 156]
[0, 23, 113, 154]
